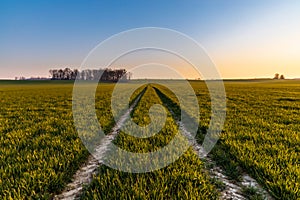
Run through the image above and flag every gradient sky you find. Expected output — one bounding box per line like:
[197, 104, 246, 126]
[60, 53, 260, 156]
[0, 0, 299, 79]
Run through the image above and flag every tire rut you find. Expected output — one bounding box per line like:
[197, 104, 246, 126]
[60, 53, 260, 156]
[153, 86, 273, 200]
[53, 91, 144, 200]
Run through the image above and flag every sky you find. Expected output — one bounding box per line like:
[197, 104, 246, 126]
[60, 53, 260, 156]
[0, 0, 299, 79]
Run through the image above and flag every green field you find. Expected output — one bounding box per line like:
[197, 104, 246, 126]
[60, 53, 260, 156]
[0, 80, 299, 199]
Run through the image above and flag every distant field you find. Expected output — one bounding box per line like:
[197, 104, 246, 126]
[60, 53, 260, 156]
[0, 80, 299, 199]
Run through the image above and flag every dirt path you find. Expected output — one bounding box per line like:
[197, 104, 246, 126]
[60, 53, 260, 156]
[53, 94, 143, 200]
[153, 86, 273, 199]
[54, 86, 273, 200]
[176, 115, 273, 200]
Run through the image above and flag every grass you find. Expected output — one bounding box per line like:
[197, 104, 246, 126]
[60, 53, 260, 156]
[241, 186, 265, 200]
[0, 80, 299, 199]
[80, 85, 219, 199]
[0, 81, 145, 199]
[154, 80, 300, 199]
[0, 82, 88, 199]
[218, 81, 300, 199]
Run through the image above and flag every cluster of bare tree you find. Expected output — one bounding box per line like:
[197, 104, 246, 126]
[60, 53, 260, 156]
[273, 73, 285, 80]
[49, 68, 78, 80]
[49, 68, 131, 81]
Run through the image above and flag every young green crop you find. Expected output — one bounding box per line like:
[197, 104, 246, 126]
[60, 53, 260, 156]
[0, 82, 89, 199]
[0, 81, 145, 199]
[1, 80, 299, 199]
[218, 81, 300, 199]
[155, 80, 300, 199]
[80, 85, 219, 199]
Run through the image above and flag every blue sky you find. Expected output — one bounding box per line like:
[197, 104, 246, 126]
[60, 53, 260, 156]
[1, 0, 299, 79]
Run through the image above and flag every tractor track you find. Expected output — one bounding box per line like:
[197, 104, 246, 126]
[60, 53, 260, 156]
[54, 85, 273, 200]
[153, 87, 273, 200]
[53, 92, 144, 200]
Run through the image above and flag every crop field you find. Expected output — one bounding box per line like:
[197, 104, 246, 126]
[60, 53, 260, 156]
[0, 80, 299, 199]
[156, 80, 300, 199]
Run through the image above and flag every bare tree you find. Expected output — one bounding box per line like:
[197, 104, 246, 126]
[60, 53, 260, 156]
[72, 69, 79, 80]
[127, 72, 132, 80]
[49, 68, 128, 81]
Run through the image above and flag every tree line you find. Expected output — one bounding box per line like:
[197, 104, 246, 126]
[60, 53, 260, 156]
[49, 68, 131, 81]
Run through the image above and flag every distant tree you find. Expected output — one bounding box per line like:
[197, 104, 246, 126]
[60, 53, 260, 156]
[62, 68, 72, 80]
[49, 68, 128, 81]
[128, 72, 132, 80]
[108, 69, 116, 81]
[280, 74, 285, 79]
[92, 69, 101, 80]
[86, 69, 93, 80]
[49, 69, 57, 80]
[116, 69, 127, 81]
[273, 73, 280, 79]
[73, 69, 79, 79]
[80, 70, 86, 80]
[102, 69, 109, 81]
[58, 69, 63, 79]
